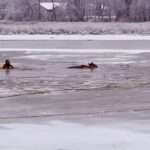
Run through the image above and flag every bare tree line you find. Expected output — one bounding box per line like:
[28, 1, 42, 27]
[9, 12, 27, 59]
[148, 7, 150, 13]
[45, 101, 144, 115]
[0, 0, 150, 22]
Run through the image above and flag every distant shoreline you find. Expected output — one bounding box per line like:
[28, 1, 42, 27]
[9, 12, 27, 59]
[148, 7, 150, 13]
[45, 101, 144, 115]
[0, 22, 150, 35]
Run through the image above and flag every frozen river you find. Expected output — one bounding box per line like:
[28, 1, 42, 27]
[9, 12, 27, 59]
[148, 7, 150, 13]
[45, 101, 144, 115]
[1, 38, 150, 150]
[1, 50, 150, 121]
[1, 39, 150, 50]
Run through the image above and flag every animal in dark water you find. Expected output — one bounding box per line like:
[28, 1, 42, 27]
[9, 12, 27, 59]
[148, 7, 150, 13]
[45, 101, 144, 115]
[68, 62, 98, 69]
[2, 59, 14, 69]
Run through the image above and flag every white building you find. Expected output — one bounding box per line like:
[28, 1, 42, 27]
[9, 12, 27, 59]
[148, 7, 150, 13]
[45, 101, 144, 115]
[40, 2, 60, 11]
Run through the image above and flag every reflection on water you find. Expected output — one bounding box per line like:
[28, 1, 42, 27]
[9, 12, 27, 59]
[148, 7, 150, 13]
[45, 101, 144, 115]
[1, 51, 150, 98]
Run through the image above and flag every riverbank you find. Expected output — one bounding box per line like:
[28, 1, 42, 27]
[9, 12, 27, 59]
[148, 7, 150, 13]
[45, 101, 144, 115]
[1, 22, 150, 35]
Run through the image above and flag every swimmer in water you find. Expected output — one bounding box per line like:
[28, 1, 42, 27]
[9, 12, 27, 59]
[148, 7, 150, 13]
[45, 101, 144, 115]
[2, 59, 14, 69]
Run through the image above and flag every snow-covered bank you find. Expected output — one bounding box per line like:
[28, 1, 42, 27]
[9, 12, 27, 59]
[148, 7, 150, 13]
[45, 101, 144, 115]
[0, 121, 150, 150]
[1, 22, 150, 35]
[1, 34, 150, 40]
